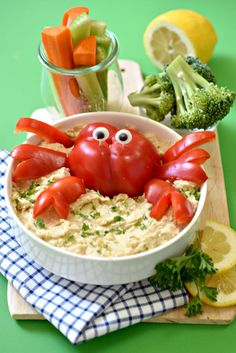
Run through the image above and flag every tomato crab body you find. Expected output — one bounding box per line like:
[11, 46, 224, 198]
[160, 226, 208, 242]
[68, 123, 161, 197]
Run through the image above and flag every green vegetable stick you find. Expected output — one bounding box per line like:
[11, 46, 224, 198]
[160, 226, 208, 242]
[90, 21, 107, 36]
[69, 16, 105, 110]
[75, 72, 106, 111]
[96, 35, 112, 100]
[70, 13, 92, 47]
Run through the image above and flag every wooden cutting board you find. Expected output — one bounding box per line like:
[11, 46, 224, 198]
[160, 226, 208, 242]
[7, 60, 236, 324]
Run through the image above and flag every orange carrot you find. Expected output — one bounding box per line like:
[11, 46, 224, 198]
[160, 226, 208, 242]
[41, 26, 81, 115]
[73, 35, 97, 67]
[62, 6, 89, 27]
[41, 26, 74, 69]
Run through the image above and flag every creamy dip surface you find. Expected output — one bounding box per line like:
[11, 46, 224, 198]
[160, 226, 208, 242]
[11, 126, 200, 257]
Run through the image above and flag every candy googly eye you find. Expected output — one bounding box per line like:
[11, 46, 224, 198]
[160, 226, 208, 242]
[92, 127, 110, 141]
[115, 129, 132, 144]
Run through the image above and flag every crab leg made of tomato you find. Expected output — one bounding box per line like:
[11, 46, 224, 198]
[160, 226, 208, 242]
[175, 148, 210, 164]
[155, 161, 208, 185]
[34, 176, 86, 219]
[15, 118, 74, 148]
[144, 179, 194, 225]
[11, 144, 68, 182]
[162, 131, 215, 163]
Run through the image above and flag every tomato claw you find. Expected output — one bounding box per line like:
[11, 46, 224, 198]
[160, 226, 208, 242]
[34, 176, 85, 219]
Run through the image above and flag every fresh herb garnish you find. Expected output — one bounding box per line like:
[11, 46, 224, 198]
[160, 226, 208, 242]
[35, 218, 45, 229]
[19, 182, 36, 200]
[180, 187, 201, 201]
[191, 188, 201, 201]
[140, 223, 147, 230]
[113, 216, 124, 222]
[82, 223, 90, 231]
[135, 220, 147, 230]
[90, 211, 101, 219]
[149, 244, 218, 317]
[123, 201, 129, 208]
[111, 205, 120, 212]
[72, 210, 89, 218]
[63, 234, 75, 245]
[47, 178, 56, 186]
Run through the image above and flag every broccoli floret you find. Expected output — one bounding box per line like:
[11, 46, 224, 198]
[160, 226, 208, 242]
[164, 56, 216, 84]
[128, 73, 175, 122]
[185, 56, 216, 84]
[166, 55, 235, 130]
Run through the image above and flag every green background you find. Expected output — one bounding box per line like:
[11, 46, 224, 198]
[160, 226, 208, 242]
[0, 0, 236, 352]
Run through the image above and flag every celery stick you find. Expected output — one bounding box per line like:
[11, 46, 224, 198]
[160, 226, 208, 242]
[96, 46, 108, 99]
[70, 15, 105, 111]
[70, 13, 92, 47]
[96, 36, 112, 50]
[95, 35, 112, 100]
[90, 21, 107, 36]
[76, 72, 106, 111]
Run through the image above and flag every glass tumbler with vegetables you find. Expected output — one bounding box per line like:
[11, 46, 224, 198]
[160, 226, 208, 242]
[38, 6, 123, 117]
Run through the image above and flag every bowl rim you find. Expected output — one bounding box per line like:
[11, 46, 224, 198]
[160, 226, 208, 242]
[5, 111, 207, 262]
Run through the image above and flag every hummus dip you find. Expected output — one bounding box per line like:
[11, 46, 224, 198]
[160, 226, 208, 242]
[11, 127, 200, 258]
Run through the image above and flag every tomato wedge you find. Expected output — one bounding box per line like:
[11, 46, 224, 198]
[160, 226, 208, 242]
[156, 161, 207, 185]
[144, 179, 175, 205]
[15, 118, 73, 148]
[11, 144, 67, 182]
[171, 191, 194, 225]
[162, 131, 215, 163]
[150, 192, 172, 221]
[175, 148, 210, 164]
[34, 176, 85, 219]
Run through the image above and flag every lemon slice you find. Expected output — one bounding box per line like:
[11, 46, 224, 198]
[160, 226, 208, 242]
[200, 219, 236, 273]
[185, 267, 236, 307]
[144, 9, 217, 68]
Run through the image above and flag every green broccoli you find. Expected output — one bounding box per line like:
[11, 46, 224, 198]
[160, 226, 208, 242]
[166, 55, 235, 130]
[184, 56, 217, 84]
[128, 73, 175, 122]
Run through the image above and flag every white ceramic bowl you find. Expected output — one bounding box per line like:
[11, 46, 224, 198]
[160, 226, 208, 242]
[5, 112, 207, 285]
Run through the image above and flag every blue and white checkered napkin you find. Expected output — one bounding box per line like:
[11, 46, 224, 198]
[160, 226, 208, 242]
[0, 149, 188, 344]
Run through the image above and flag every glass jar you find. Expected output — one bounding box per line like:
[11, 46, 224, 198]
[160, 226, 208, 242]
[38, 31, 123, 118]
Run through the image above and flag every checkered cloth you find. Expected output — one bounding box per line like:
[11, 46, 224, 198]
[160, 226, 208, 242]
[0, 149, 188, 344]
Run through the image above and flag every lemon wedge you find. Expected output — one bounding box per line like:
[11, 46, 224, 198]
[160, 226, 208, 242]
[200, 219, 236, 273]
[144, 9, 217, 68]
[185, 219, 236, 307]
[185, 266, 236, 307]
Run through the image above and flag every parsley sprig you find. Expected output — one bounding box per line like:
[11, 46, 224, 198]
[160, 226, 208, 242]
[149, 244, 218, 316]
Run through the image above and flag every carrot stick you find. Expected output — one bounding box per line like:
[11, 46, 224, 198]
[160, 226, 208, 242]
[41, 26, 82, 115]
[73, 36, 97, 66]
[62, 6, 89, 27]
[41, 26, 74, 69]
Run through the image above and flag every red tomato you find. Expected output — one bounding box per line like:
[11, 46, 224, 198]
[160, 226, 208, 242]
[156, 161, 207, 185]
[34, 176, 85, 219]
[144, 179, 175, 205]
[11, 144, 67, 182]
[15, 118, 73, 148]
[69, 123, 161, 197]
[162, 131, 215, 163]
[150, 192, 172, 220]
[175, 148, 210, 164]
[171, 191, 194, 225]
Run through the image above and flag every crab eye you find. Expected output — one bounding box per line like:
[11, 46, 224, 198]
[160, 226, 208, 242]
[115, 129, 132, 144]
[92, 127, 110, 141]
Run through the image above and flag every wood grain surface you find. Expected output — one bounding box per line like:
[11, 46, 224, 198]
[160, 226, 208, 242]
[7, 59, 236, 323]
